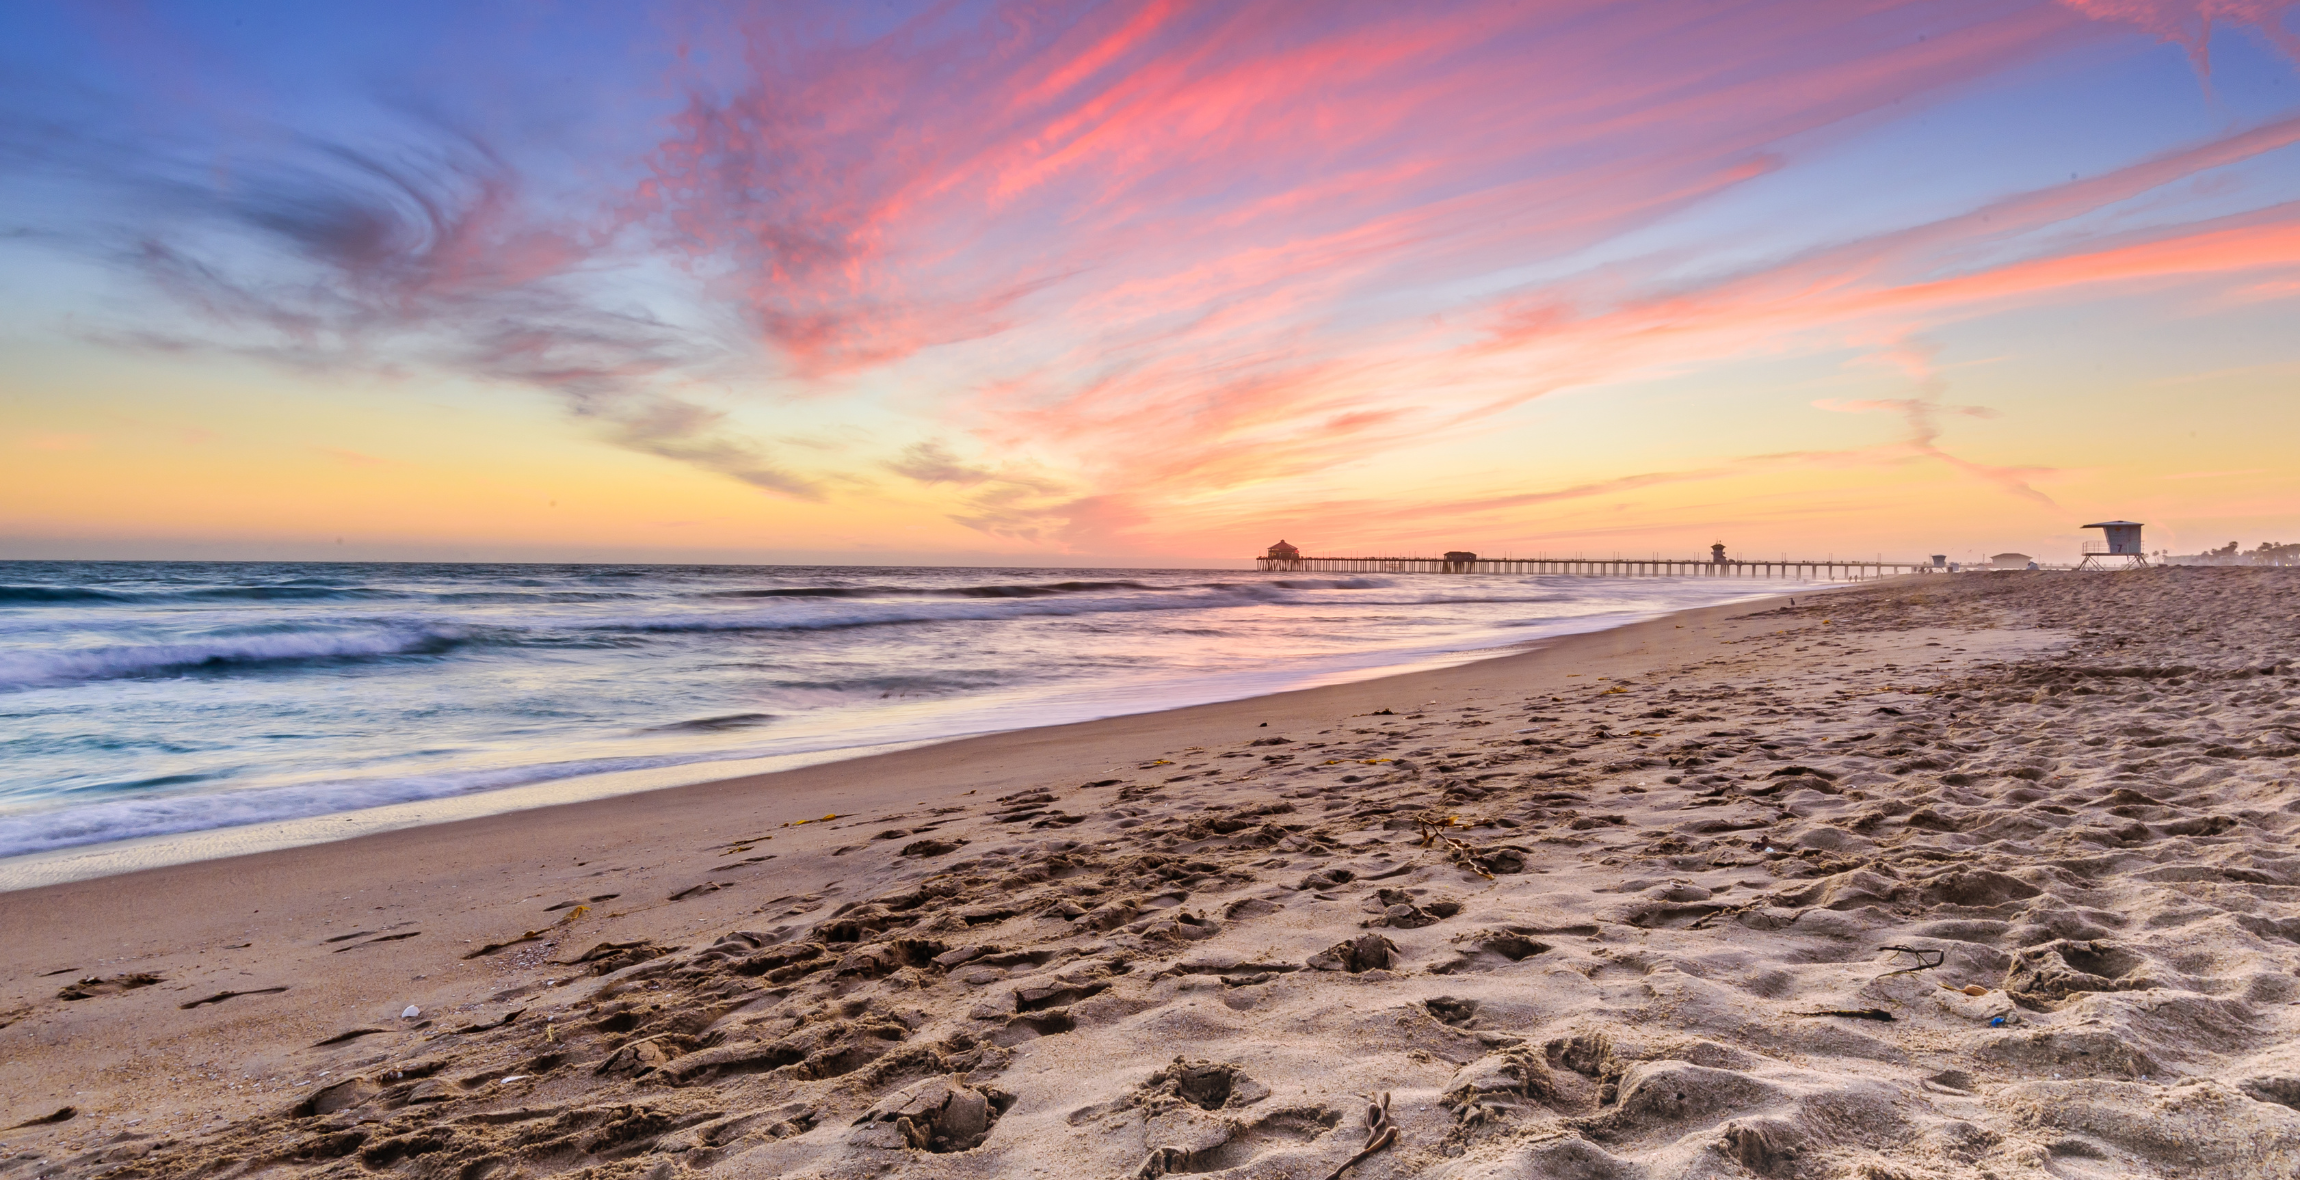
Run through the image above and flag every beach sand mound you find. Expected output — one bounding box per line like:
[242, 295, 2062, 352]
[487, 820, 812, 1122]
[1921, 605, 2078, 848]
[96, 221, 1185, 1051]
[9, 567, 2300, 1179]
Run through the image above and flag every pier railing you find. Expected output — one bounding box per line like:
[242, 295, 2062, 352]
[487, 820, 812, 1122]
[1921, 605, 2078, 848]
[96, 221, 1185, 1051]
[1255, 555, 1924, 580]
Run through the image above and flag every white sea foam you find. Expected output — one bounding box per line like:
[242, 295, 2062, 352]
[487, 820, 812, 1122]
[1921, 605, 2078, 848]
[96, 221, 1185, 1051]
[0, 625, 461, 688]
[0, 559, 1811, 868]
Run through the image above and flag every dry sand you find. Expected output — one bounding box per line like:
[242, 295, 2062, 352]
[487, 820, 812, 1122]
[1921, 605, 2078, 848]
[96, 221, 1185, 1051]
[4, 568, 2299, 1180]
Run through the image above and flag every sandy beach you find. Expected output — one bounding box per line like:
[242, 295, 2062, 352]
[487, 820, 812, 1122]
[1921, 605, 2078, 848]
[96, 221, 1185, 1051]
[5, 567, 2298, 1180]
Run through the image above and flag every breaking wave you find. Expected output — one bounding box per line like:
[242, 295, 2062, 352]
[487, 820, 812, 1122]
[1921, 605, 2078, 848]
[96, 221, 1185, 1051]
[0, 626, 463, 688]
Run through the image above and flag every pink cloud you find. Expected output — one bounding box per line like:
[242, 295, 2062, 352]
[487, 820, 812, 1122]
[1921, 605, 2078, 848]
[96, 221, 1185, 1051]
[2057, 0, 2300, 69]
[46, 0, 2300, 552]
[629, 0, 2082, 391]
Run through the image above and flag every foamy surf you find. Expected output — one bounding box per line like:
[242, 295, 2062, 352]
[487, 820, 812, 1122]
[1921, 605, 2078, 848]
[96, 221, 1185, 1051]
[0, 560, 1806, 864]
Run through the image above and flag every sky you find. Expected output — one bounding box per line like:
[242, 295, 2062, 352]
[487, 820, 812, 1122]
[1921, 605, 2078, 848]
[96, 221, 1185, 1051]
[2, 0, 2297, 568]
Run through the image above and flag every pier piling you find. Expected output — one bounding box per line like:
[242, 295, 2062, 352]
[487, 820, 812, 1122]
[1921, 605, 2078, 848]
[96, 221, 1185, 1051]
[1254, 551, 1922, 580]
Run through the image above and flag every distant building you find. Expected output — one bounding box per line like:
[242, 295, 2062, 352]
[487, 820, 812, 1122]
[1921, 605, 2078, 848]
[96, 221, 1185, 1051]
[2082, 521, 2145, 556]
[1441, 550, 1478, 573]
[1266, 540, 1300, 560]
[1989, 552, 2033, 569]
[2077, 521, 2149, 570]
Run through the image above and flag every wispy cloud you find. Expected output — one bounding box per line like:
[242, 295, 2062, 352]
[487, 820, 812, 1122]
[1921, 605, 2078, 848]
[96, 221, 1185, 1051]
[2056, 0, 2300, 71]
[3, 102, 822, 498]
[6, 0, 2296, 552]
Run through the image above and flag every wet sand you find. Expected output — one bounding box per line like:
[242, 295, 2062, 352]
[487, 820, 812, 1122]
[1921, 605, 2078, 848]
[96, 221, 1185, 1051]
[4, 568, 2298, 1179]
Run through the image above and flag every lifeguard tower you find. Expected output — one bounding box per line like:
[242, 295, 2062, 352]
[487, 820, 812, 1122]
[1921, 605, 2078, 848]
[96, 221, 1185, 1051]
[2077, 521, 2148, 570]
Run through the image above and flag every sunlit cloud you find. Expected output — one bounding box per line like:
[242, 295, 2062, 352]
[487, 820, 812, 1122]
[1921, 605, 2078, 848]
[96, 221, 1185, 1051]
[2057, 0, 2300, 70]
[3, 0, 2296, 559]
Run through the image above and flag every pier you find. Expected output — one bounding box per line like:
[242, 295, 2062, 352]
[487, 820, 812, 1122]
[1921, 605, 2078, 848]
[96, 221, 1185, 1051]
[1255, 541, 1922, 581]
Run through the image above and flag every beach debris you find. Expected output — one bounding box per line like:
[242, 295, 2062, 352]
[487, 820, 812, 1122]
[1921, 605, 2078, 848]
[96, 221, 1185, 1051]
[1794, 1008, 1895, 1022]
[55, 973, 163, 1001]
[1136, 1145, 1195, 1178]
[1322, 1092, 1399, 1180]
[401, 1005, 422, 1019]
[333, 930, 422, 952]
[1875, 944, 1946, 977]
[1415, 812, 1498, 880]
[310, 1027, 387, 1047]
[783, 813, 843, 827]
[2, 1107, 76, 1131]
[178, 986, 288, 1009]
[463, 930, 547, 958]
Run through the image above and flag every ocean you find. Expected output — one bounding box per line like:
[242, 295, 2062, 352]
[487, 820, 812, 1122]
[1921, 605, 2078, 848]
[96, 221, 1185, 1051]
[0, 560, 1791, 870]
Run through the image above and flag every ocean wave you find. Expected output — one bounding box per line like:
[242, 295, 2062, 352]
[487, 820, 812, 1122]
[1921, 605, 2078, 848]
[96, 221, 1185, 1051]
[173, 585, 404, 602]
[1323, 594, 1577, 607]
[591, 589, 1263, 634]
[0, 626, 464, 688]
[1265, 577, 1392, 590]
[703, 578, 1159, 600]
[0, 748, 789, 859]
[0, 585, 136, 604]
[428, 590, 646, 603]
[0, 559, 1795, 866]
[0, 583, 409, 606]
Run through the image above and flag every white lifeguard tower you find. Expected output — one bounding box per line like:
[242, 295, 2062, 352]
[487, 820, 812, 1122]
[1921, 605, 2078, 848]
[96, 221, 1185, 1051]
[2077, 521, 2148, 570]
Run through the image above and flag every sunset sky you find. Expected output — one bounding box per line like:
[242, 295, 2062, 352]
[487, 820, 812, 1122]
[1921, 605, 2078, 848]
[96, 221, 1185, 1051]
[3, 0, 2297, 567]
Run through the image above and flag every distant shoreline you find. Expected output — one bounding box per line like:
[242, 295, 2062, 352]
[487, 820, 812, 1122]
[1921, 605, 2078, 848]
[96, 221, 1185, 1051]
[0, 582, 1817, 891]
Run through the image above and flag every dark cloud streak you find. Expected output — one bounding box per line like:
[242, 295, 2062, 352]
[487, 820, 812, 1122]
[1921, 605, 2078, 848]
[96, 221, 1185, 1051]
[0, 100, 821, 499]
